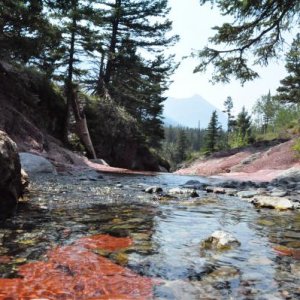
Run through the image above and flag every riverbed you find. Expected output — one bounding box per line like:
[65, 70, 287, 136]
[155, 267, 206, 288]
[0, 171, 300, 299]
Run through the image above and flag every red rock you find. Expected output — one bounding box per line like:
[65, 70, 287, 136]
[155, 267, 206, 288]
[0, 234, 153, 300]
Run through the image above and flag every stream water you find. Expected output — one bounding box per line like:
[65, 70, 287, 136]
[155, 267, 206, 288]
[0, 171, 300, 299]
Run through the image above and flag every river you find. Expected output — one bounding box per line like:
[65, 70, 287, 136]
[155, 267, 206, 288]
[0, 171, 300, 299]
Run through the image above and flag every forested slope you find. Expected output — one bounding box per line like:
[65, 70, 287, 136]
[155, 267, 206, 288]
[0, 0, 177, 171]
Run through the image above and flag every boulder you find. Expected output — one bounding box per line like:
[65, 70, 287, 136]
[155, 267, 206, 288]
[145, 186, 163, 194]
[0, 131, 23, 209]
[252, 196, 294, 210]
[19, 152, 57, 174]
[275, 167, 300, 183]
[182, 180, 204, 189]
[201, 231, 240, 250]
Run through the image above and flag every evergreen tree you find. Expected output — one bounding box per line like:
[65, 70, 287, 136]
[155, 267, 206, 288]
[175, 129, 188, 163]
[223, 96, 234, 133]
[96, 0, 178, 89]
[234, 106, 252, 145]
[253, 91, 279, 133]
[93, 0, 178, 149]
[204, 111, 221, 154]
[276, 34, 300, 104]
[195, 0, 300, 83]
[49, 0, 101, 157]
[0, 0, 59, 64]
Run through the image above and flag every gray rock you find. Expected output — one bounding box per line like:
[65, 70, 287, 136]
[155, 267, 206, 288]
[270, 190, 288, 197]
[21, 168, 30, 193]
[276, 167, 300, 183]
[158, 165, 169, 173]
[201, 230, 240, 250]
[145, 186, 163, 193]
[190, 190, 199, 198]
[205, 186, 226, 194]
[0, 131, 24, 209]
[19, 152, 57, 174]
[182, 180, 204, 189]
[237, 190, 259, 199]
[252, 196, 294, 210]
[169, 187, 198, 197]
[224, 188, 237, 196]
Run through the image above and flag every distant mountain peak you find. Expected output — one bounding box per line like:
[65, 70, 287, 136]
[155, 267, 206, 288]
[163, 95, 227, 129]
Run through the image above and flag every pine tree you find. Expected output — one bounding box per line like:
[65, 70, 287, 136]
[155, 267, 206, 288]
[276, 34, 300, 104]
[93, 0, 178, 149]
[0, 1, 59, 64]
[253, 91, 279, 133]
[234, 106, 252, 145]
[195, 0, 299, 83]
[175, 129, 188, 163]
[49, 0, 101, 158]
[96, 0, 178, 90]
[204, 111, 221, 154]
[223, 96, 234, 133]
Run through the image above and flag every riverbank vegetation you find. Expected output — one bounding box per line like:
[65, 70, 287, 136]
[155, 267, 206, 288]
[161, 30, 300, 170]
[0, 1, 299, 172]
[0, 0, 178, 170]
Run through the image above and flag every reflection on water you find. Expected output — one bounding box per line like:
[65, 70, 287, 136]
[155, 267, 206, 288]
[0, 173, 300, 299]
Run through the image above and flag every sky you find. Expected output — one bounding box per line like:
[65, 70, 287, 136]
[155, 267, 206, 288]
[165, 0, 288, 115]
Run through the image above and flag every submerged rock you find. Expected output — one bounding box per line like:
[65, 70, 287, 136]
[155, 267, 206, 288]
[252, 196, 294, 210]
[201, 231, 241, 250]
[0, 131, 24, 210]
[203, 266, 240, 281]
[19, 152, 57, 174]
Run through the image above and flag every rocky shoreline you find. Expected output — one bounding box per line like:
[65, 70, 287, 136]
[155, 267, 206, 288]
[143, 170, 300, 211]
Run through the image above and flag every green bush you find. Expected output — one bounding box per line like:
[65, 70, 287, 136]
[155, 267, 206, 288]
[292, 138, 300, 157]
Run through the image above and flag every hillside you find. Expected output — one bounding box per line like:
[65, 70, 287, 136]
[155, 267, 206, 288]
[163, 95, 227, 128]
[176, 139, 300, 181]
[0, 62, 166, 172]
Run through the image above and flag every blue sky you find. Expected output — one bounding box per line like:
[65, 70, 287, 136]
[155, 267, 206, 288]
[166, 0, 288, 115]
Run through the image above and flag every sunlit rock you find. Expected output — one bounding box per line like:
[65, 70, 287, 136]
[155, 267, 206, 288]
[252, 196, 294, 210]
[201, 230, 240, 250]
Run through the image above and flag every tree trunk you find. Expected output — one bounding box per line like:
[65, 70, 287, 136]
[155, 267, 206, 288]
[70, 86, 97, 159]
[64, 0, 97, 159]
[103, 0, 121, 85]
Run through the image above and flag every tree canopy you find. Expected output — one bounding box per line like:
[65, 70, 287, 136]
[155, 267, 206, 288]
[276, 33, 300, 103]
[194, 0, 300, 83]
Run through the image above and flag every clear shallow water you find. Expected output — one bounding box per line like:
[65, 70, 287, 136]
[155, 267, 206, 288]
[0, 172, 300, 299]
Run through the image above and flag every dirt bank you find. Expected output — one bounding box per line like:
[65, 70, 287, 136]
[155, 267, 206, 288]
[176, 139, 300, 182]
